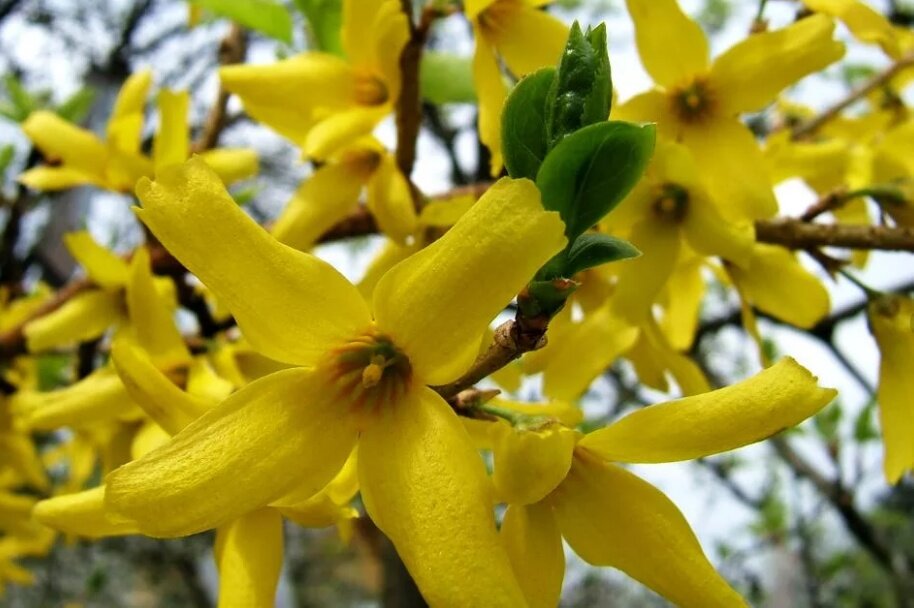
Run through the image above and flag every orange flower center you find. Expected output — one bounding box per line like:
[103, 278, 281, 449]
[652, 183, 689, 223]
[325, 330, 412, 415]
[669, 77, 716, 124]
[353, 72, 390, 106]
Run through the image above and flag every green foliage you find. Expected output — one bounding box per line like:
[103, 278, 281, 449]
[0, 144, 14, 176]
[501, 68, 554, 181]
[536, 121, 656, 241]
[294, 0, 343, 54]
[563, 232, 640, 275]
[190, 0, 293, 44]
[56, 87, 96, 123]
[545, 22, 611, 149]
[853, 399, 879, 442]
[420, 52, 476, 105]
[813, 401, 842, 443]
[0, 75, 38, 122]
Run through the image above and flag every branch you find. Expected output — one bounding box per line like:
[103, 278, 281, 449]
[191, 24, 247, 153]
[792, 53, 914, 140]
[394, 5, 438, 178]
[755, 217, 914, 252]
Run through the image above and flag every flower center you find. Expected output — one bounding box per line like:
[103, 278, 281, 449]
[652, 183, 689, 223]
[353, 72, 389, 106]
[669, 77, 715, 124]
[325, 330, 412, 415]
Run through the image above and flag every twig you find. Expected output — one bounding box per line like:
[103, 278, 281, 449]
[792, 53, 914, 140]
[394, 5, 438, 178]
[755, 217, 914, 252]
[191, 24, 247, 153]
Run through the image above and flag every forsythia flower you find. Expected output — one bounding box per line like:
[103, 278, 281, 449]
[465, 0, 568, 173]
[220, 0, 408, 160]
[103, 157, 567, 605]
[617, 0, 844, 220]
[493, 359, 835, 607]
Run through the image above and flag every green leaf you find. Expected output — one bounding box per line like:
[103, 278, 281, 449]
[563, 233, 640, 275]
[420, 52, 476, 105]
[0, 144, 14, 175]
[294, 0, 343, 55]
[813, 402, 842, 442]
[2, 75, 35, 121]
[853, 399, 878, 443]
[56, 87, 96, 123]
[545, 22, 612, 149]
[536, 120, 656, 240]
[190, 0, 293, 44]
[502, 68, 555, 181]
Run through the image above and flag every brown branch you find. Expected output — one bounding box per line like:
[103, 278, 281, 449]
[0, 278, 92, 359]
[191, 24, 248, 153]
[792, 52, 914, 140]
[755, 217, 914, 252]
[394, 5, 438, 179]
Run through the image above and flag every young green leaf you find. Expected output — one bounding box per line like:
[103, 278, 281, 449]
[545, 22, 612, 149]
[0, 144, 14, 175]
[294, 0, 343, 55]
[501, 68, 555, 181]
[420, 52, 476, 105]
[190, 0, 294, 44]
[56, 87, 96, 123]
[3, 75, 36, 121]
[563, 233, 640, 276]
[536, 121, 656, 240]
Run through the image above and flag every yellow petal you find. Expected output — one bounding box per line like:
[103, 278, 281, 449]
[472, 33, 507, 175]
[805, 0, 900, 57]
[135, 157, 371, 367]
[659, 257, 704, 351]
[683, 197, 754, 268]
[369, 1, 410, 100]
[109, 70, 152, 141]
[303, 106, 389, 161]
[33, 486, 137, 538]
[0, 434, 49, 491]
[17, 166, 100, 190]
[711, 15, 844, 115]
[359, 388, 526, 606]
[487, 4, 567, 77]
[869, 296, 914, 483]
[580, 357, 836, 462]
[501, 502, 565, 608]
[373, 177, 566, 385]
[105, 368, 358, 537]
[611, 219, 681, 325]
[626, 0, 709, 87]
[367, 153, 417, 245]
[187, 358, 234, 402]
[612, 89, 667, 124]
[22, 111, 108, 176]
[271, 162, 366, 252]
[111, 340, 210, 435]
[125, 247, 192, 370]
[131, 420, 172, 459]
[680, 118, 777, 221]
[64, 231, 129, 288]
[638, 314, 710, 397]
[728, 244, 830, 329]
[11, 368, 140, 431]
[24, 289, 122, 352]
[215, 508, 284, 608]
[154, 89, 189, 170]
[492, 422, 577, 505]
[552, 453, 747, 606]
[543, 307, 639, 401]
[198, 148, 259, 185]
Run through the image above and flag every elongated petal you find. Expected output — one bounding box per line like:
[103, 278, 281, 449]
[580, 358, 835, 462]
[728, 244, 830, 328]
[135, 158, 371, 367]
[215, 508, 284, 608]
[472, 34, 506, 175]
[683, 197, 754, 268]
[367, 153, 417, 245]
[660, 257, 704, 351]
[34, 486, 138, 538]
[711, 15, 844, 115]
[271, 162, 366, 252]
[869, 296, 914, 483]
[24, 290, 122, 353]
[553, 454, 747, 606]
[111, 340, 211, 435]
[626, 0, 709, 87]
[22, 111, 107, 175]
[198, 149, 259, 185]
[490, 4, 567, 77]
[359, 388, 527, 606]
[502, 502, 565, 608]
[373, 178, 566, 385]
[64, 231, 129, 288]
[105, 368, 358, 537]
[303, 107, 389, 161]
[807, 0, 900, 57]
[18, 166, 100, 190]
[11, 368, 139, 431]
[611, 219, 680, 325]
[110, 71, 152, 127]
[154, 89, 189, 170]
[125, 247, 192, 370]
[681, 118, 777, 221]
[492, 422, 577, 505]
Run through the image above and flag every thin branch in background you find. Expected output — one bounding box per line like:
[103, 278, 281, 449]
[191, 24, 247, 153]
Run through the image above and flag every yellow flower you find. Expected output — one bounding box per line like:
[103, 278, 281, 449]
[19, 75, 257, 193]
[466, 0, 568, 174]
[103, 157, 565, 604]
[272, 138, 416, 250]
[616, 0, 844, 220]
[220, 0, 408, 160]
[496, 359, 835, 607]
[869, 295, 914, 483]
[803, 0, 913, 58]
